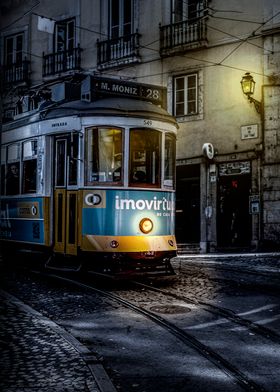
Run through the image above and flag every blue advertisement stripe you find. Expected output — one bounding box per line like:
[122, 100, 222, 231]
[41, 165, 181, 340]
[82, 189, 175, 236]
[0, 197, 45, 244]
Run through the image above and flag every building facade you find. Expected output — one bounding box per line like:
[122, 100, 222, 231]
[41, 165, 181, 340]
[1, 0, 280, 252]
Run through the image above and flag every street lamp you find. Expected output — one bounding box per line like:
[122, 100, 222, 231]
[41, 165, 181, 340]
[240, 72, 262, 114]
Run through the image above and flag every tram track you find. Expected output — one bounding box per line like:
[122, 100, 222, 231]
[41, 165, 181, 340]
[130, 279, 280, 345]
[36, 270, 267, 392]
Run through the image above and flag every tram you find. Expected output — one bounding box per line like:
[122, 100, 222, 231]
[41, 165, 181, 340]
[0, 77, 178, 275]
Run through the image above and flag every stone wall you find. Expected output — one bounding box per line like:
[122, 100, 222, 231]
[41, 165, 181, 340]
[262, 85, 280, 247]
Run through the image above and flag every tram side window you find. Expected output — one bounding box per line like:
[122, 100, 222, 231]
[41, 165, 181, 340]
[6, 162, 20, 195]
[164, 133, 176, 189]
[85, 127, 123, 184]
[22, 140, 37, 194]
[129, 129, 161, 187]
[6, 144, 20, 195]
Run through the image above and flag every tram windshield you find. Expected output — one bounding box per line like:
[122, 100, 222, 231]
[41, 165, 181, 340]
[85, 127, 123, 184]
[129, 129, 161, 187]
[85, 127, 175, 189]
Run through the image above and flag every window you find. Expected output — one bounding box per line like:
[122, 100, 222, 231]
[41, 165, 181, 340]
[55, 19, 75, 52]
[164, 133, 176, 189]
[4, 32, 25, 83]
[68, 134, 78, 186]
[54, 18, 76, 71]
[110, 0, 132, 38]
[6, 144, 20, 195]
[129, 129, 161, 187]
[85, 127, 123, 184]
[2, 140, 38, 196]
[22, 140, 37, 193]
[172, 0, 204, 23]
[5, 33, 23, 65]
[55, 139, 66, 187]
[174, 74, 198, 116]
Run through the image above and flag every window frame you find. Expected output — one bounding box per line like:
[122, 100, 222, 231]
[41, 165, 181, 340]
[1, 139, 39, 196]
[6, 143, 20, 196]
[173, 73, 198, 117]
[129, 128, 161, 188]
[22, 139, 38, 194]
[163, 132, 176, 190]
[85, 126, 124, 186]
[4, 32, 24, 65]
[54, 18, 75, 52]
[109, 0, 133, 38]
[171, 0, 204, 23]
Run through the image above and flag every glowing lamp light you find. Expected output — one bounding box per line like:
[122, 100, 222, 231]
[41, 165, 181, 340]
[240, 72, 261, 114]
[139, 218, 153, 234]
[240, 72, 255, 96]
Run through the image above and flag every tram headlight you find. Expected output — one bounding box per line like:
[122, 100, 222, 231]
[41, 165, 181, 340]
[139, 218, 153, 234]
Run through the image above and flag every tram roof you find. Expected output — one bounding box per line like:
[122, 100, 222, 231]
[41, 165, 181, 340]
[3, 97, 178, 132]
[46, 98, 178, 125]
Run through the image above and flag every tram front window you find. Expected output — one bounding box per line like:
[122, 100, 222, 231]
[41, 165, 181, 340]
[129, 129, 161, 187]
[85, 127, 123, 184]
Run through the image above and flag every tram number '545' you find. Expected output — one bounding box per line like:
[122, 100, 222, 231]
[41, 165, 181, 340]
[143, 119, 153, 126]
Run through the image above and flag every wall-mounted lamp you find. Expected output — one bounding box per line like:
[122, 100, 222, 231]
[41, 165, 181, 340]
[240, 72, 262, 114]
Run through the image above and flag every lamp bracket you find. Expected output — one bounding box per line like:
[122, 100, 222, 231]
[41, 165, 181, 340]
[247, 96, 261, 114]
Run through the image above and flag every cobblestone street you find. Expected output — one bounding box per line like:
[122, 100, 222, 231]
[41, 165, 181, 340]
[1, 252, 280, 391]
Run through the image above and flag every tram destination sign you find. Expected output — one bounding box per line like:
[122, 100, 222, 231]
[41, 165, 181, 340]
[82, 76, 167, 107]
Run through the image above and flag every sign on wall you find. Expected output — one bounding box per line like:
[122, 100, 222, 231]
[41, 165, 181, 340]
[241, 124, 258, 140]
[219, 161, 251, 176]
[249, 195, 260, 214]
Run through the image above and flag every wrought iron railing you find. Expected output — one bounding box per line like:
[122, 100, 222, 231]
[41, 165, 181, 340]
[160, 18, 207, 55]
[97, 31, 140, 68]
[42, 45, 82, 77]
[2, 58, 30, 86]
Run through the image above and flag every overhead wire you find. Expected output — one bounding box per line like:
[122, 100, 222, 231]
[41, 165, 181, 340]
[1, 4, 280, 88]
[0, 1, 40, 32]
[206, 24, 272, 54]
[217, 8, 280, 65]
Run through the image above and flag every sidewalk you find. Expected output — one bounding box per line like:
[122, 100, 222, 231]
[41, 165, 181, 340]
[0, 290, 116, 392]
[173, 252, 280, 274]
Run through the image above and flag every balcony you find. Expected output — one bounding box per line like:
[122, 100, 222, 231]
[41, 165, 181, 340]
[1, 58, 30, 87]
[42, 45, 82, 77]
[97, 31, 140, 70]
[160, 18, 207, 57]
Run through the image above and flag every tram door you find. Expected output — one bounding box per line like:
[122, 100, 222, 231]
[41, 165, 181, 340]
[53, 134, 79, 255]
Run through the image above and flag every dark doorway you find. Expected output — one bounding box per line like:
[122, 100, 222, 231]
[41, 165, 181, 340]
[176, 164, 200, 243]
[217, 174, 251, 247]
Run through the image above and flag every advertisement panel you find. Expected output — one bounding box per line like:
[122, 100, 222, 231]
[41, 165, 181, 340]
[82, 189, 175, 236]
[0, 197, 45, 244]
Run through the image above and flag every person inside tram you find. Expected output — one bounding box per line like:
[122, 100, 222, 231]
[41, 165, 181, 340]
[6, 163, 20, 195]
[112, 153, 122, 182]
[133, 170, 146, 183]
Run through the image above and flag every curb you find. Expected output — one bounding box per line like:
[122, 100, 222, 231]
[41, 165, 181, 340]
[0, 289, 117, 392]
